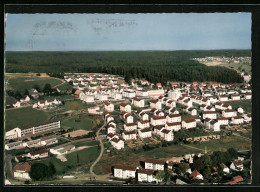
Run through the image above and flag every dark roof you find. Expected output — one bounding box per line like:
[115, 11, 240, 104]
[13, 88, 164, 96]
[138, 168, 155, 175]
[120, 103, 128, 107]
[145, 158, 166, 165]
[183, 119, 196, 123]
[168, 114, 181, 118]
[140, 128, 152, 133]
[114, 164, 136, 171]
[224, 109, 236, 113]
[125, 123, 137, 126]
[161, 129, 171, 134]
[167, 122, 180, 126]
[153, 116, 166, 120]
[29, 149, 49, 156]
[123, 130, 136, 135]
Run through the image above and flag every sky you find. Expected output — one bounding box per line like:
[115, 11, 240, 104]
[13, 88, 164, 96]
[5, 13, 251, 51]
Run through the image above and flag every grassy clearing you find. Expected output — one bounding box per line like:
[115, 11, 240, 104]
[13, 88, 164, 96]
[5, 76, 63, 93]
[225, 100, 252, 113]
[62, 117, 94, 131]
[57, 82, 73, 91]
[40, 147, 99, 175]
[5, 108, 51, 131]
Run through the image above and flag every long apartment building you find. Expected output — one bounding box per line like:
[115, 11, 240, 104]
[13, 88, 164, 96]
[5, 119, 61, 140]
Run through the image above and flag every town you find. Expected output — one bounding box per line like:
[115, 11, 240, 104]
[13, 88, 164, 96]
[5, 72, 252, 185]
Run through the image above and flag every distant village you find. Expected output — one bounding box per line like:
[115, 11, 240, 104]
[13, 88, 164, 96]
[5, 72, 252, 185]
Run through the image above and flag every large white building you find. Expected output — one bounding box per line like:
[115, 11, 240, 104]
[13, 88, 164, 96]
[5, 120, 61, 140]
[114, 164, 137, 179]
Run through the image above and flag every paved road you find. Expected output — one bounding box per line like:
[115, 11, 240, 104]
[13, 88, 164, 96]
[89, 116, 106, 177]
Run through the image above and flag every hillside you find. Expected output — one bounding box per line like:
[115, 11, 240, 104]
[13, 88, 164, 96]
[5, 50, 250, 84]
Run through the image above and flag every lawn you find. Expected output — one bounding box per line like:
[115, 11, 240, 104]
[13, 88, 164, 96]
[225, 100, 252, 113]
[5, 76, 63, 93]
[39, 147, 99, 175]
[5, 96, 15, 105]
[57, 82, 74, 92]
[62, 117, 94, 130]
[5, 107, 51, 131]
[64, 100, 88, 111]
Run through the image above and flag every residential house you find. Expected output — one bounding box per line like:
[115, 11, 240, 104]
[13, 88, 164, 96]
[230, 160, 244, 171]
[138, 168, 157, 183]
[122, 130, 137, 140]
[218, 117, 229, 126]
[222, 109, 237, 118]
[120, 103, 131, 113]
[150, 100, 162, 110]
[182, 119, 196, 129]
[124, 123, 137, 131]
[13, 101, 21, 108]
[151, 116, 166, 126]
[132, 97, 145, 108]
[145, 158, 165, 170]
[231, 116, 244, 125]
[220, 163, 230, 173]
[160, 129, 174, 141]
[138, 120, 150, 129]
[104, 101, 114, 112]
[138, 128, 152, 139]
[165, 122, 181, 132]
[113, 164, 136, 179]
[166, 114, 181, 123]
[14, 162, 31, 180]
[110, 138, 124, 150]
[189, 170, 203, 180]
[202, 111, 217, 120]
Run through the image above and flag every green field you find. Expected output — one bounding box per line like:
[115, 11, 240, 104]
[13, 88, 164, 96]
[5, 75, 63, 93]
[5, 107, 51, 131]
[39, 147, 99, 175]
[219, 62, 251, 75]
[225, 100, 252, 113]
[5, 96, 16, 105]
[57, 82, 74, 92]
[94, 135, 251, 175]
[62, 117, 94, 130]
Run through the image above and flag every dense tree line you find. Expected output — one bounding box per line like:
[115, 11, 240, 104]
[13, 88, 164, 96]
[6, 50, 249, 84]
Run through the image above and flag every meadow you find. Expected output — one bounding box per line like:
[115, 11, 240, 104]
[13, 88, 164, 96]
[225, 100, 252, 113]
[5, 107, 51, 131]
[5, 74, 63, 93]
[62, 117, 94, 131]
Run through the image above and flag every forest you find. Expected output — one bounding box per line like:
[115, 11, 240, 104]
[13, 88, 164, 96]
[5, 50, 250, 84]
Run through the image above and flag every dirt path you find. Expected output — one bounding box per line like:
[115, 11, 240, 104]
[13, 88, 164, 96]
[89, 116, 106, 178]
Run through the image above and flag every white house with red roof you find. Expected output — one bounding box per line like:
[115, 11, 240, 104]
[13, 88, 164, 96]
[209, 120, 220, 132]
[20, 95, 30, 103]
[104, 101, 114, 112]
[27, 149, 49, 160]
[110, 138, 124, 150]
[165, 122, 181, 132]
[166, 114, 181, 123]
[14, 162, 31, 180]
[183, 99, 193, 107]
[124, 123, 137, 131]
[243, 113, 251, 123]
[138, 128, 152, 139]
[138, 168, 157, 183]
[145, 158, 165, 170]
[122, 130, 137, 140]
[202, 111, 217, 120]
[151, 116, 166, 126]
[182, 119, 196, 129]
[132, 97, 145, 108]
[107, 133, 118, 141]
[120, 103, 131, 113]
[150, 100, 162, 110]
[231, 116, 244, 125]
[222, 109, 237, 118]
[114, 164, 136, 179]
[166, 100, 176, 108]
[245, 92, 252, 100]
[219, 95, 229, 102]
[231, 94, 241, 101]
[160, 129, 174, 141]
[218, 117, 229, 126]
[138, 120, 150, 129]
[13, 101, 21, 108]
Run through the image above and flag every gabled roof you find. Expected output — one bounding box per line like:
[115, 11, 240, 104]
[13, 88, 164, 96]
[120, 103, 128, 107]
[153, 116, 166, 120]
[189, 170, 201, 180]
[114, 164, 136, 171]
[138, 168, 155, 175]
[14, 162, 31, 173]
[145, 158, 166, 165]
[29, 149, 49, 156]
[183, 119, 196, 123]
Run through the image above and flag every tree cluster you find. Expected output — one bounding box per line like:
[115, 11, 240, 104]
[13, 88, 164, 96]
[29, 162, 56, 181]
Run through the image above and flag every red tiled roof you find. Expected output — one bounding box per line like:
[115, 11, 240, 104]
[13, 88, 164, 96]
[150, 99, 158, 104]
[183, 119, 196, 123]
[123, 130, 136, 135]
[140, 128, 152, 133]
[161, 129, 171, 134]
[166, 122, 180, 126]
[153, 116, 166, 120]
[233, 176, 243, 183]
[189, 170, 201, 180]
[14, 162, 31, 173]
[111, 138, 120, 143]
[120, 103, 128, 107]
[125, 123, 137, 126]
[168, 114, 180, 118]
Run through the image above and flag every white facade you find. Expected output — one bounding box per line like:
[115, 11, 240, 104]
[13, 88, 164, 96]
[151, 116, 166, 126]
[182, 120, 196, 129]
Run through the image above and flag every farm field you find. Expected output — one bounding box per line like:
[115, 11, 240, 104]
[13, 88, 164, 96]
[5, 74, 63, 93]
[5, 107, 51, 131]
[225, 100, 252, 113]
